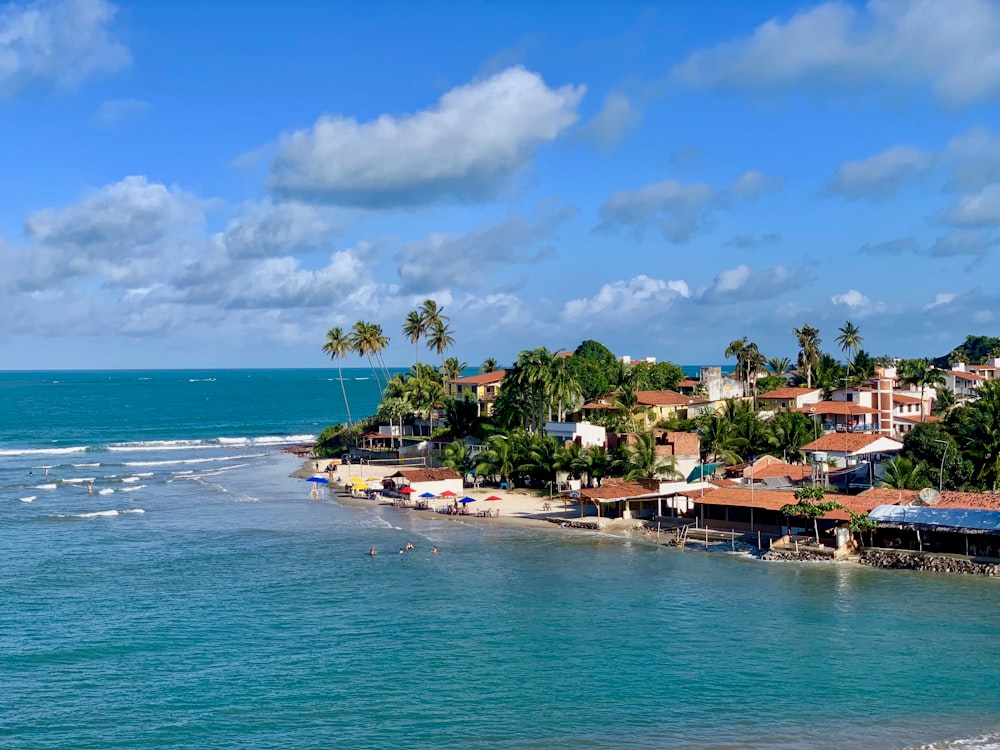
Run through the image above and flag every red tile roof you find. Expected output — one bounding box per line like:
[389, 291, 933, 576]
[797, 401, 879, 415]
[895, 414, 940, 423]
[580, 482, 655, 501]
[678, 378, 700, 388]
[747, 463, 814, 481]
[450, 370, 506, 385]
[388, 468, 463, 483]
[892, 393, 922, 404]
[802, 433, 902, 453]
[858, 488, 1000, 511]
[949, 370, 983, 381]
[693, 487, 803, 512]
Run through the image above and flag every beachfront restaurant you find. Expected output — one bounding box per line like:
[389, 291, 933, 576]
[383, 468, 464, 500]
[869, 505, 1000, 558]
[578, 482, 660, 520]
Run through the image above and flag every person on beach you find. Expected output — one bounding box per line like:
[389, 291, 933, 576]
[369, 546, 377, 556]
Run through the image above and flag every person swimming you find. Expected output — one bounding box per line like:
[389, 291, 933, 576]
[369, 546, 377, 556]
[398, 548, 405, 555]
[431, 546, 438, 554]
[405, 542, 414, 550]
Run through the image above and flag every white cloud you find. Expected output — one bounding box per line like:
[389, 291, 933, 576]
[561, 275, 690, 322]
[222, 202, 337, 259]
[395, 201, 575, 293]
[266, 66, 585, 207]
[93, 97, 149, 126]
[945, 184, 1000, 227]
[0, 0, 130, 96]
[929, 230, 995, 257]
[670, 0, 1000, 106]
[831, 288, 886, 317]
[597, 179, 715, 242]
[575, 92, 641, 148]
[944, 126, 1000, 191]
[700, 264, 812, 302]
[828, 145, 933, 200]
[858, 236, 920, 255]
[729, 171, 783, 199]
[924, 292, 957, 310]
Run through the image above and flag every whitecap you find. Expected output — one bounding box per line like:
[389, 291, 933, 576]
[122, 476, 141, 483]
[123, 452, 269, 467]
[134, 472, 154, 477]
[73, 462, 100, 468]
[97, 488, 115, 495]
[121, 508, 145, 514]
[35, 483, 58, 490]
[63, 477, 95, 484]
[0, 446, 88, 457]
[75, 510, 119, 519]
[119, 485, 146, 492]
[19, 496, 36, 503]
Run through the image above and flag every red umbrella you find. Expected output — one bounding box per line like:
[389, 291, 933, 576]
[399, 486, 415, 494]
[485, 495, 502, 501]
[440, 490, 457, 497]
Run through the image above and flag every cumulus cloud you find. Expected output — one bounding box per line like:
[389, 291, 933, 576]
[944, 184, 1000, 227]
[928, 230, 995, 257]
[724, 233, 779, 248]
[858, 236, 920, 255]
[831, 288, 886, 317]
[700, 264, 812, 302]
[222, 202, 337, 259]
[575, 92, 641, 148]
[944, 126, 1000, 191]
[395, 201, 576, 293]
[561, 275, 691, 322]
[0, 0, 130, 96]
[266, 66, 584, 207]
[670, 0, 1000, 107]
[828, 145, 933, 200]
[729, 171, 783, 199]
[597, 179, 715, 242]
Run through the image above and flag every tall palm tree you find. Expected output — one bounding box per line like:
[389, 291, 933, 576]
[617, 430, 681, 480]
[900, 359, 946, 423]
[475, 435, 519, 489]
[767, 409, 813, 463]
[767, 356, 792, 377]
[744, 342, 766, 398]
[836, 321, 863, 379]
[547, 356, 583, 422]
[480, 357, 499, 373]
[321, 326, 353, 425]
[367, 322, 391, 386]
[418, 298, 448, 343]
[613, 384, 645, 433]
[426, 318, 455, 391]
[403, 310, 423, 366]
[349, 321, 384, 393]
[793, 324, 822, 389]
[725, 337, 747, 391]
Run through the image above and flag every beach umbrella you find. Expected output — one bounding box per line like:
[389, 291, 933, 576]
[459, 496, 476, 504]
[419, 492, 436, 498]
[399, 486, 415, 494]
[307, 476, 329, 484]
[365, 476, 379, 482]
[440, 490, 458, 498]
[484, 495, 502, 502]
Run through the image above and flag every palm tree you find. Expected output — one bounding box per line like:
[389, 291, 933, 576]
[793, 324, 822, 388]
[725, 337, 747, 391]
[403, 310, 423, 366]
[441, 356, 467, 382]
[744, 342, 766, 398]
[613, 384, 644, 432]
[367, 322, 391, 385]
[475, 435, 519, 489]
[767, 356, 792, 377]
[321, 326, 353, 426]
[960, 379, 1000, 491]
[349, 321, 384, 393]
[441, 440, 471, 476]
[617, 431, 681, 480]
[505, 347, 554, 432]
[548, 356, 583, 422]
[836, 321, 863, 379]
[880, 455, 930, 490]
[426, 318, 455, 391]
[767, 409, 813, 463]
[900, 359, 946, 423]
[480, 357, 499, 373]
[418, 299, 448, 343]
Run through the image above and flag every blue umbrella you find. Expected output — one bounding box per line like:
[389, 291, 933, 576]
[459, 496, 476, 504]
[419, 491, 436, 498]
[307, 476, 329, 484]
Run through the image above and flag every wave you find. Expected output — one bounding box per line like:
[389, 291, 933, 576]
[56, 510, 119, 519]
[188, 378, 216, 382]
[97, 488, 115, 495]
[19, 496, 35, 503]
[134, 472, 154, 477]
[0, 446, 88, 457]
[907, 732, 1000, 749]
[354, 377, 369, 380]
[34, 483, 58, 490]
[62, 477, 95, 484]
[72, 462, 100, 468]
[107, 435, 315, 451]
[119, 485, 146, 492]
[122, 476, 141, 483]
[123, 452, 270, 467]
[122, 508, 145, 514]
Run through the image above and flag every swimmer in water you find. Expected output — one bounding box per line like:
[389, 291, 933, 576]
[369, 546, 377, 556]
[398, 548, 405, 555]
[432, 546, 438, 554]
[405, 542, 414, 550]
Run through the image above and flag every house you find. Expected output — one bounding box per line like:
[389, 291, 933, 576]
[798, 400, 880, 433]
[968, 357, 1000, 381]
[582, 390, 709, 425]
[944, 366, 984, 401]
[447, 370, 506, 416]
[545, 420, 606, 448]
[384, 468, 464, 497]
[605, 430, 701, 481]
[759, 387, 823, 410]
[801, 432, 903, 469]
[741, 457, 815, 488]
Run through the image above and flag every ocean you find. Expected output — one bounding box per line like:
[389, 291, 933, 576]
[1, 369, 998, 749]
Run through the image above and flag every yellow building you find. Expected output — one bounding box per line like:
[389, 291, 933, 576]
[447, 370, 506, 416]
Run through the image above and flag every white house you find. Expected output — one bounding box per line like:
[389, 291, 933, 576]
[801, 433, 903, 469]
[545, 421, 606, 448]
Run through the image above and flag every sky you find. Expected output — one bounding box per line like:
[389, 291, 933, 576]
[2, 0, 1000, 370]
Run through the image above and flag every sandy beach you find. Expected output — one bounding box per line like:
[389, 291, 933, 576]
[291, 457, 629, 533]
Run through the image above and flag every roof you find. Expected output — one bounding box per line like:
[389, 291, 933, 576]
[797, 401, 878, 416]
[802, 433, 902, 453]
[693, 487, 802, 512]
[892, 393, 922, 404]
[747, 463, 813, 481]
[859, 488, 1000, 511]
[582, 390, 708, 410]
[869, 505, 1000, 534]
[760, 387, 822, 399]
[895, 414, 941, 423]
[387, 468, 463, 483]
[678, 379, 700, 389]
[949, 370, 983, 381]
[450, 370, 506, 386]
[579, 482, 656, 501]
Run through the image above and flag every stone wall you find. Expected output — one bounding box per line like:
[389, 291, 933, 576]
[762, 548, 833, 562]
[860, 549, 999, 576]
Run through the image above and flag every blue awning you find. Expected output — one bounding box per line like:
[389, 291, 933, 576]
[687, 463, 722, 483]
[869, 505, 1000, 534]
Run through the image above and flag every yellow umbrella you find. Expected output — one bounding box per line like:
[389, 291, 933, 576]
[365, 476, 380, 482]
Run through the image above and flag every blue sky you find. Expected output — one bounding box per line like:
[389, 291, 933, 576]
[2, 0, 1000, 370]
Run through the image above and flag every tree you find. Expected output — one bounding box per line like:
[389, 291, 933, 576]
[836, 321, 863, 378]
[441, 356, 467, 382]
[781, 486, 842, 543]
[725, 337, 748, 394]
[767, 409, 814, 463]
[548, 355, 583, 422]
[812, 352, 846, 399]
[696, 409, 742, 464]
[403, 310, 423, 366]
[767, 356, 792, 377]
[901, 421, 969, 491]
[793, 324, 822, 388]
[321, 326, 354, 426]
[880, 455, 930, 490]
[480, 357, 499, 373]
[441, 440, 472, 476]
[350, 321, 384, 393]
[377, 396, 410, 449]
[426, 318, 455, 390]
[953, 379, 1000, 491]
[616, 431, 681, 480]
[900, 359, 945, 423]
[475, 435, 519, 489]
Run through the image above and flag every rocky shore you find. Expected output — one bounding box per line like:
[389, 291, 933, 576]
[860, 549, 1000, 576]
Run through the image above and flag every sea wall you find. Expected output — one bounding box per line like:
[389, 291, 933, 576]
[762, 548, 832, 562]
[860, 549, 999, 576]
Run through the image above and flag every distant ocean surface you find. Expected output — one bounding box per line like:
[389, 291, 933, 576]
[1, 369, 998, 750]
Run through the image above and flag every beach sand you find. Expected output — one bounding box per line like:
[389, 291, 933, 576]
[292, 457, 632, 534]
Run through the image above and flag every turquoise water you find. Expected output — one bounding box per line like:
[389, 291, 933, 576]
[1, 370, 998, 749]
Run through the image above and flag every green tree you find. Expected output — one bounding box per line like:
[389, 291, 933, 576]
[321, 326, 354, 426]
[781, 486, 842, 543]
[403, 309, 423, 366]
[900, 421, 969, 491]
[475, 435, 520, 489]
[442, 356, 467, 382]
[548, 355, 583, 422]
[442, 439, 472, 476]
[880, 455, 930, 490]
[793, 324, 822, 388]
[480, 357, 500, 373]
[426, 318, 456, 390]
[836, 320, 863, 378]
[900, 359, 946, 423]
[767, 409, 814, 463]
[616, 431, 681, 480]
[349, 321, 385, 393]
[767, 356, 792, 376]
[952, 379, 1000, 491]
[377, 395, 410, 449]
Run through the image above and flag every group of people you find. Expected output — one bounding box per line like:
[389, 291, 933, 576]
[369, 543, 437, 556]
